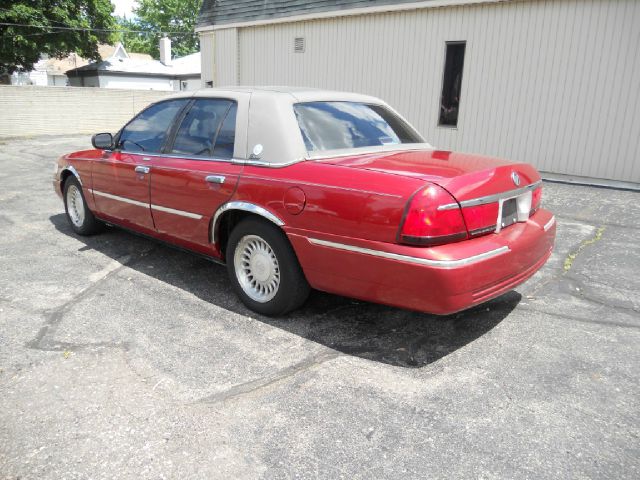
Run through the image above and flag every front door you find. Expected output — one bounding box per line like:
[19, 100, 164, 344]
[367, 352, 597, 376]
[91, 99, 190, 232]
[148, 98, 242, 255]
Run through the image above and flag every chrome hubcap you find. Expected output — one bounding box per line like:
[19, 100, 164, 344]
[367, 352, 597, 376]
[66, 185, 85, 227]
[234, 235, 280, 303]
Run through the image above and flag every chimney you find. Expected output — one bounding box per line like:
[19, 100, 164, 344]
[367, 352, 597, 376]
[159, 37, 172, 66]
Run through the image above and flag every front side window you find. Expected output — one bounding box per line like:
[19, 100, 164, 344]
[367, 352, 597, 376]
[171, 99, 236, 158]
[117, 99, 189, 153]
[293, 101, 422, 152]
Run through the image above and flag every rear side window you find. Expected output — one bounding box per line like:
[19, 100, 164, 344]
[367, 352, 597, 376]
[171, 99, 236, 158]
[293, 101, 422, 152]
[117, 99, 189, 153]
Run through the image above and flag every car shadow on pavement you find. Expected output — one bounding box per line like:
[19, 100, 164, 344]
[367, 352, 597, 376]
[51, 214, 520, 368]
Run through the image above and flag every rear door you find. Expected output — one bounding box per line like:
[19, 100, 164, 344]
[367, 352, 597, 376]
[148, 98, 243, 254]
[91, 99, 190, 231]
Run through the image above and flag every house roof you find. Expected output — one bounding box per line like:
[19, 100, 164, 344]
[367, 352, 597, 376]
[66, 44, 200, 78]
[198, 0, 437, 28]
[32, 44, 153, 76]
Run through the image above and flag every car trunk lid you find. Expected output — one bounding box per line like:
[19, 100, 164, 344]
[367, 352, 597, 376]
[318, 148, 543, 240]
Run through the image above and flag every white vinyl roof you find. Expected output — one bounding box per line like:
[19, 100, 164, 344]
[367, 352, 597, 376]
[163, 87, 429, 164]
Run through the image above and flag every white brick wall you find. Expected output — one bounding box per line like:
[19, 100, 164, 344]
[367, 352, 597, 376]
[0, 86, 173, 137]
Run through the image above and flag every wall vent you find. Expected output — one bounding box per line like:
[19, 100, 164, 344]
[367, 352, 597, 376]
[294, 37, 305, 53]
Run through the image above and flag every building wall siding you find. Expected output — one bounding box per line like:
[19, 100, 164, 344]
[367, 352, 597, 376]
[200, 32, 215, 86]
[215, 28, 239, 86]
[0, 86, 172, 137]
[212, 0, 640, 182]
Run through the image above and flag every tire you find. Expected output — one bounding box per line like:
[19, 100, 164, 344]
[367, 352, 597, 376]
[63, 176, 102, 235]
[226, 217, 310, 316]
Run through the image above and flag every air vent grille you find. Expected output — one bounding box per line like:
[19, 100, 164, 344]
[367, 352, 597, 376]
[294, 37, 305, 53]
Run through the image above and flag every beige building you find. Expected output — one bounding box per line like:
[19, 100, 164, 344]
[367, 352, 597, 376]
[196, 0, 640, 186]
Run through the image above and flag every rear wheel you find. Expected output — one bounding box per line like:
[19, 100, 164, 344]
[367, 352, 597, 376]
[226, 217, 310, 316]
[63, 177, 102, 235]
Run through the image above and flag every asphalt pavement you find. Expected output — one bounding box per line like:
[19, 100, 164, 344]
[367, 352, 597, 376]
[0, 136, 638, 479]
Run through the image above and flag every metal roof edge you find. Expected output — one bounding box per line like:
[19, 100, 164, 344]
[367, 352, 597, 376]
[196, 0, 510, 32]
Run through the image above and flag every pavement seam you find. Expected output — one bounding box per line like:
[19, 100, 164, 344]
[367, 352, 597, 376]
[195, 350, 341, 405]
[25, 249, 153, 352]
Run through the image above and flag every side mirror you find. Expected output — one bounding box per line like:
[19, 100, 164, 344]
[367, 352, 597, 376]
[91, 133, 113, 150]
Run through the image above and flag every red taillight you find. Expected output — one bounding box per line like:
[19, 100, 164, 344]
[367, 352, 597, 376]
[462, 203, 499, 237]
[399, 184, 468, 246]
[530, 186, 542, 215]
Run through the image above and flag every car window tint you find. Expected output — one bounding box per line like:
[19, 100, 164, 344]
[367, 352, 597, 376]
[171, 99, 233, 157]
[293, 101, 422, 152]
[117, 100, 188, 153]
[212, 103, 237, 159]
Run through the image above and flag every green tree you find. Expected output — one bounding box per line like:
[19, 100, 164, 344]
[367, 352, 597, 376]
[0, 0, 115, 74]
[116, 0, 202, 60]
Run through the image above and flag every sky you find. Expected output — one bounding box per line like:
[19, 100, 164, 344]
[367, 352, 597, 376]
[111, 0, 138, 18]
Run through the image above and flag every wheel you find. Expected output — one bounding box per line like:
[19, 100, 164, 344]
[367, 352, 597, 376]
[63, 176, 102, 235]
[226, 217, 310, 316]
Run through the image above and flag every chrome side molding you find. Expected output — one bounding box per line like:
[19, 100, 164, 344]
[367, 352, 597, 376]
[89, 189, 149, 208]
[151, 204, 203, 220]
[212, 201, 285, 244]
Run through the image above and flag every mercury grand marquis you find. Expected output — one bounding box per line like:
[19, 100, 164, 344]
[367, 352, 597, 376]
[54, 87, 556, 316]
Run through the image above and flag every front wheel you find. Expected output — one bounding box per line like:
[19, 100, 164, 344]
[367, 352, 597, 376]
[226, 218, 310, 316]
[63, 177, 102, 235]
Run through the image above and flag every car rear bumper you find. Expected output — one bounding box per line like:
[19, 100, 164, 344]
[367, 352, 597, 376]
[287, 208, 556, 315]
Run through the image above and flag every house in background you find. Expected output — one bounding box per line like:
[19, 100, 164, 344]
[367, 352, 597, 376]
[196, 0, 640, 185]
[66, 39, 201, 91]
[9, 44, 153, 87]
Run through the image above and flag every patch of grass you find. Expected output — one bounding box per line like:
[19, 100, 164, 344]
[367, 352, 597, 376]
[564, 226, 605, 272]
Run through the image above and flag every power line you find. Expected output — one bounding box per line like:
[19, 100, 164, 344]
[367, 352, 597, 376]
[0, 21, 197, 36]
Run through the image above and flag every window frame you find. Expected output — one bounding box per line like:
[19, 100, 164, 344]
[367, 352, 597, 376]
[164, 97, 238, 161]
[437, 40, 467, 129]
[113, 98, 192, 154]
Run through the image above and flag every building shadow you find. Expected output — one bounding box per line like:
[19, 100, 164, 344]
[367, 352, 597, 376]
[50, 214, 520, 368]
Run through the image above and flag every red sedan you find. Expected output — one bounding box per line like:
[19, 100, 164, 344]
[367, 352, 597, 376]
[54, 87, 555, 316]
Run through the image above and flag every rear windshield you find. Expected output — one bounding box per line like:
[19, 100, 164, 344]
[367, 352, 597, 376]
[293, 101, 423, 152]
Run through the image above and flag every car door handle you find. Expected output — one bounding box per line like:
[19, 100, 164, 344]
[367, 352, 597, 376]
[205, 175, 225, 184]
[135, 166, 150, 174]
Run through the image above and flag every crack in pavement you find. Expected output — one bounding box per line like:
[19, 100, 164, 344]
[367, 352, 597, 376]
[563, 275, 639, 314]
[555, 214, 640, 231]
[195, 351, 341, 405]
[518, 304, 640, 330]
[25, 250, 152, 352]
[563, 226, 605, 272]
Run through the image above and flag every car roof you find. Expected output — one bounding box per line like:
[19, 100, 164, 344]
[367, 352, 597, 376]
[181, 86, 385, 104]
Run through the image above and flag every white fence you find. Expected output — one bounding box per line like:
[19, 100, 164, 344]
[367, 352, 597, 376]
[0, 86, 172, 137]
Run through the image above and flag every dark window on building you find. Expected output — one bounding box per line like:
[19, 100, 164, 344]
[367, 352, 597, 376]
[171, 99, 235, 158]
[439, 42, 466, 127]
[117, 99, 189, 153]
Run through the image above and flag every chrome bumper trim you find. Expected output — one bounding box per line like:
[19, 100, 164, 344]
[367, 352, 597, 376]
[308, 238, 510, 268]
[543, 215, 556, 231]
[438, 180, 543, 211]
